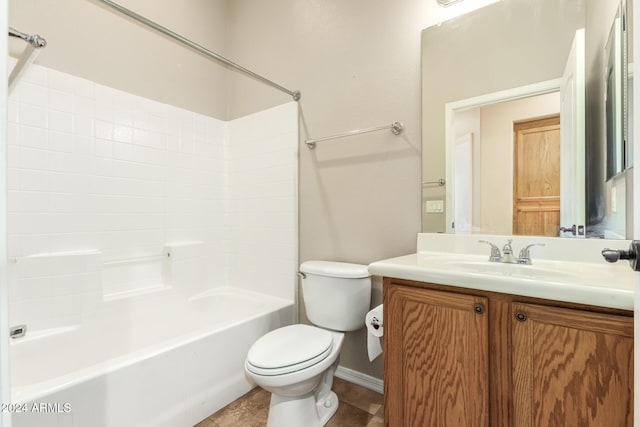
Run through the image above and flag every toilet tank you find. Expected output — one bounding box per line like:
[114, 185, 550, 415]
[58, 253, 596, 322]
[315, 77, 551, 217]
[299, 261, 371, 332]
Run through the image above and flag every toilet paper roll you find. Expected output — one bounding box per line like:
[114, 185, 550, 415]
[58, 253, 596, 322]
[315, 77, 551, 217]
[365, 304, 383, 361]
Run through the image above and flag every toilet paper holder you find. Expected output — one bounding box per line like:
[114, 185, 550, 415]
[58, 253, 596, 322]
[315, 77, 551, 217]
[370, 316, 383, 330]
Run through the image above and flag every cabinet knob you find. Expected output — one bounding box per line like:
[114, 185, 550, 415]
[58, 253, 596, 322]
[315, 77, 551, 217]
[474, 303, 485, 314]
[514, 310, 527, 322]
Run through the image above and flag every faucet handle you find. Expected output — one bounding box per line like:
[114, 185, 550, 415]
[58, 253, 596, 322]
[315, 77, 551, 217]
[518, 243, 545, 264]
[479, 240, 501, 262]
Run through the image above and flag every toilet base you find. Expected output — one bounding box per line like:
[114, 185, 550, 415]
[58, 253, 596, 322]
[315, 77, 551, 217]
[266, 390, 339, 427]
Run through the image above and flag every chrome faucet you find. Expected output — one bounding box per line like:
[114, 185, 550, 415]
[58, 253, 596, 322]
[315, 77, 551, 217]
[478, 240, 501, 262]
[501, 240, 514, 263]
[479, 240, 545, 265]
[517, 243, 545, 265]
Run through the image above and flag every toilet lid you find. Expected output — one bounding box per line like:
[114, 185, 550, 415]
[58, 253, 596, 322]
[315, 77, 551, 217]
[246, 324, 333, 376]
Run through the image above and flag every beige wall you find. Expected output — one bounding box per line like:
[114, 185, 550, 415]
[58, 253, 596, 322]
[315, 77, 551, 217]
[9, 0, 230, 119]
[479, 93, 560, 234]
[225, 0, 434, 379]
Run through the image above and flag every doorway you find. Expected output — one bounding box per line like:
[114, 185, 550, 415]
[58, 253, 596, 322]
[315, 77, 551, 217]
[512, 114, 561, 236]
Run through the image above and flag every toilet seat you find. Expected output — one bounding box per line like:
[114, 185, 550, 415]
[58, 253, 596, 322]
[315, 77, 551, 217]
[246, 324, 334, 376]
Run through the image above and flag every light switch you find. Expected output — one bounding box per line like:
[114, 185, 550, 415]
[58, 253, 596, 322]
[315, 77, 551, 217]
[426, 200, 444, 213]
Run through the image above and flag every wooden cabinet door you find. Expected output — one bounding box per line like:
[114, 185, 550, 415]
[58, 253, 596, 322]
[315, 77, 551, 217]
[384, 284, 489, 427]
[513, 115, 561, 237]
[512, 303, 633, 426]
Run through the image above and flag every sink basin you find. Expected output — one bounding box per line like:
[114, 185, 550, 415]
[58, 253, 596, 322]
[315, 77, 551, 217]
[443, 260, 581, 281]
[367, 233, 635, 311]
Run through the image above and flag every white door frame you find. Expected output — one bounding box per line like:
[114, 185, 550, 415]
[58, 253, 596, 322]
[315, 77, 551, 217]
[632, 0, 640, 423]
[560, 28, 586, 237]
[454, 133, 474, 233]
[444, 78, 561, 233]
[1, 0, 11, 425]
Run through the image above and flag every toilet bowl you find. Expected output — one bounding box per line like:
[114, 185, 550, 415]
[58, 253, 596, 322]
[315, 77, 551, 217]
[245, 325, 345, 427]
[244, 261, 371, 427]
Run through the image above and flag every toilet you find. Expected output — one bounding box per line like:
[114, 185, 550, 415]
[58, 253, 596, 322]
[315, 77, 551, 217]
[244, 261, 372, 427]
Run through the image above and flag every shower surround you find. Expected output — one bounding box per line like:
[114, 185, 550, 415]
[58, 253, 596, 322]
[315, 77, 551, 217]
[6, 62, 298, 426]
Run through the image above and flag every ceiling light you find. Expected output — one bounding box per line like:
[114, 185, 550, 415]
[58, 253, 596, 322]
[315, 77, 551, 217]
[437, 0, 464, 7]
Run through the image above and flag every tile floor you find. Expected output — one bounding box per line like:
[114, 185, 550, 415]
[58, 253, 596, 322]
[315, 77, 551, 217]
[195, 377, 384, 427]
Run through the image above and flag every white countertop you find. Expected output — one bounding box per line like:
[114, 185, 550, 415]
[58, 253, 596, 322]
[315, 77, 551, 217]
[368, 234, 635, 311]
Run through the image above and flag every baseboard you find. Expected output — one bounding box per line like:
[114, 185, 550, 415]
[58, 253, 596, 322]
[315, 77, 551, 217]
[335, 365, 384, 394]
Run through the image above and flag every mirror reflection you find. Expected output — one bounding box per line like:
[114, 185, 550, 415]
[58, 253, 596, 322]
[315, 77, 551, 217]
[605, 4, 628, 181]
[451, 92, 561, 236]
[421, 0, 633, 239]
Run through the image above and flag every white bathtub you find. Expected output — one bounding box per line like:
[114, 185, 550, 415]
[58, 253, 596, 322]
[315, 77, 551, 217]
[10, 287, 294, 427]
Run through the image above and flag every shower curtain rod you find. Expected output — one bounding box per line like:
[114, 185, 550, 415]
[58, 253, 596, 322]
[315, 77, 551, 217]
[94, 0, 301, 101]
[8, 27, 47, 94]
[9, 27, 47, 49]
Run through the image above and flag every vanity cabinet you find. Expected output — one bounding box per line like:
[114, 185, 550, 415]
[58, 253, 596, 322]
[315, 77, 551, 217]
[512, 302, 633, 426]
[383, 278, 633, 427]
[385, 284, 489, 427]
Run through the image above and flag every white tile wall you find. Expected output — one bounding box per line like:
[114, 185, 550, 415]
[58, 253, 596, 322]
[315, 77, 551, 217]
[164, 241, 208, 297]
[8, 62, 298, 329]
[227, 102, 299, 301]
[9, 251, 102, 331]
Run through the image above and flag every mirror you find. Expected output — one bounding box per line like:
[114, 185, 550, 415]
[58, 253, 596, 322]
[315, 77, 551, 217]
[605, 4, 628, 180]
[421, 0, 633, 238]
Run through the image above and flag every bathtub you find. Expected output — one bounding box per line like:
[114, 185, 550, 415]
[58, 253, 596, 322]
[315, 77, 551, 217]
[9, 287, 294, 427]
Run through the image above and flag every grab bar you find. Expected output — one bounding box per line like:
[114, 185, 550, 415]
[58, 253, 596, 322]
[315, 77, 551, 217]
[305, 121, 404, 149]
[422, 179, 446, 187]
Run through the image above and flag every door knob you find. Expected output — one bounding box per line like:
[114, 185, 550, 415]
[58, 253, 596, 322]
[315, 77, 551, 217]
[559, 224, 585, 236]
[601, 241, 640, 271]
